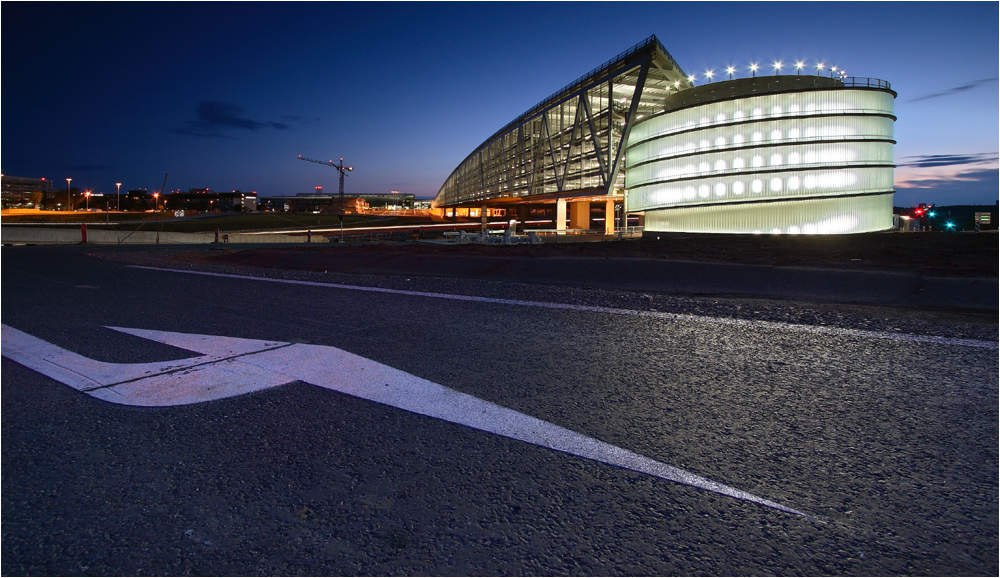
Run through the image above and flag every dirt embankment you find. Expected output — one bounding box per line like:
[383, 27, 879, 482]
[179, 232, 998, 279]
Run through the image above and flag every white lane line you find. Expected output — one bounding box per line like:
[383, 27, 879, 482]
[131, 265, 998, 350]
[2, 323, 810, 517]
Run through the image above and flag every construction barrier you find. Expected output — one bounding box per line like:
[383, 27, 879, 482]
[1, 226, 324, 245]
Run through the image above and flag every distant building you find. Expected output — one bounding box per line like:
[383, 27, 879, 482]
[259, 191, 416, 213]
[1, 175, 54, 208]
[164, 190, 257, 212]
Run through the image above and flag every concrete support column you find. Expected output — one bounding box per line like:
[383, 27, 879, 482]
[570, 201, 590, 230]
[605, 198, 615, 234]
[516, 205, 529, 233]
[556, 198, 567, 232]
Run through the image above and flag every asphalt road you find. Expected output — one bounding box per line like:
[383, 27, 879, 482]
[2, 245, 997, 576]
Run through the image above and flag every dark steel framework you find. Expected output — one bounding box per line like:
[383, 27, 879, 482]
[433, 35, 691, 209]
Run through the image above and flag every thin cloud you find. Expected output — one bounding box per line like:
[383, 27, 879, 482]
[898, 153, 998, 168]
[897, 167, 998, 188]
[894, 167, 998, 206]
[909, 78, 998, 102]
[174, 101, 293, 138]
[895, 153, 999, 194]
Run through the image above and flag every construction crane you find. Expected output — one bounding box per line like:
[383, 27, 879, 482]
[297, 155, 353, 217]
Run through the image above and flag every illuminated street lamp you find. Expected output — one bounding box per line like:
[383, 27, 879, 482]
[116, 182, 121, 212]
[773, 61, 782, 75]
[66, 178, 72, 211]
[704, 70, 714, 81]
[153, 192, 159, 211]
[795, 61, 804, 75]
[686, 75, 696, 84]
[816, 63, 825, 75]
[749, 63, 758, 77]
[726, 66, 735, 80]
[830, 66, 838, 78]
[85, 191, 91, 211]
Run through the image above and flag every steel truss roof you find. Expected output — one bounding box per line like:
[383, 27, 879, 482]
[434, 35, 691, 208]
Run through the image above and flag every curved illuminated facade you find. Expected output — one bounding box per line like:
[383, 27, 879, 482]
[627, 76, 896, 234]
[434, 36, 896, 235]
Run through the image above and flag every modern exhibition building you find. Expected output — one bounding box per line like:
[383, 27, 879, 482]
[432, 35, 896, 235]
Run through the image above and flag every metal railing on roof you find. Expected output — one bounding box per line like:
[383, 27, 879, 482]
[840, 77, 892, 90]
[655, 75, 896, 117]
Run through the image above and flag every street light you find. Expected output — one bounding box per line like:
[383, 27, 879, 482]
[85, 191, 90, 211]
[749, 63, 758, 77]
[116, 182, 121, 212]
[795, 61, 804, 75]
[773, 61, 782, 75]
[66, 178, 72, 211]
[153, 193, 159, 211]
[726, 66, 735, 80]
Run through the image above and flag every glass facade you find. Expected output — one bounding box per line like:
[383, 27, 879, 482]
[626, 79, 896, 234]
[433, 36, 691, 209]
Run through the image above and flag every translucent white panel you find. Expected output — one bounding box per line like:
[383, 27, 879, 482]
[628, 167, 894, 212]
[643, 193, 894, 234]
[627, 89, 895, 143]
[627, 142, 894, 187]
[627, 116, 894, 164]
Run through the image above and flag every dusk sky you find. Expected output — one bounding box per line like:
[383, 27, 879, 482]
[2, 1, 997, 206]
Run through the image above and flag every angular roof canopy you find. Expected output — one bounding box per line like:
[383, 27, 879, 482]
[434, 35, 691, 208]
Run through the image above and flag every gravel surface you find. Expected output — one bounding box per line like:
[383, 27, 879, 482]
[90, 245, 997, 343]
[181, 232, 999, 276]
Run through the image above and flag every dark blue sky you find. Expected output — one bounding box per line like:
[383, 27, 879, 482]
[2, 1, 997, 205]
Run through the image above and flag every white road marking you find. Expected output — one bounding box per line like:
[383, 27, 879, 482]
[2, 323, 808, 517]
[132, 265, 998, 350]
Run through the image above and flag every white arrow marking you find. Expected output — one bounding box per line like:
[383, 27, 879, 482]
[2, 323, 809, 517]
